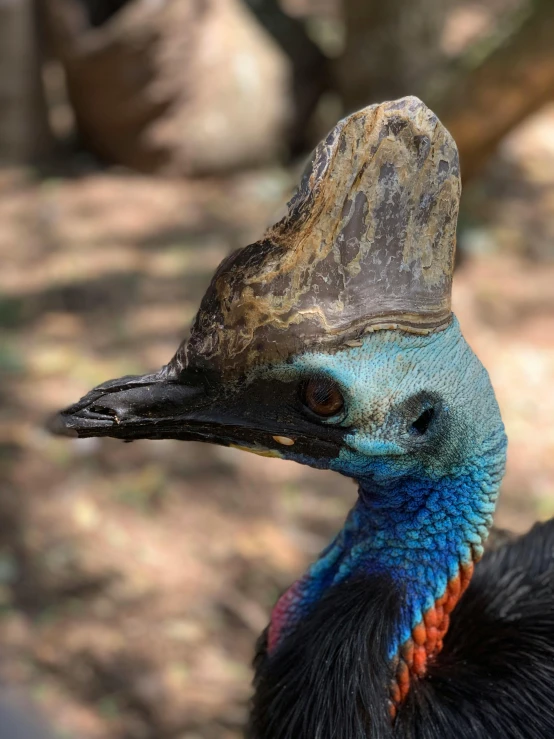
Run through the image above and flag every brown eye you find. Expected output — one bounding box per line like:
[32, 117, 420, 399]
[301, 377, 344, 418]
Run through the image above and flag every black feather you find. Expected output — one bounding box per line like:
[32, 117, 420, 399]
[249, 575, 399, 739]
[249, 520, 554, 739]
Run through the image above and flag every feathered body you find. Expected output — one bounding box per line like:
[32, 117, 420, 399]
[251, 519, 554, 739]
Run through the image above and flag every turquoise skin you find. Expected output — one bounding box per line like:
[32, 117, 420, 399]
[254, 318, 507, 658]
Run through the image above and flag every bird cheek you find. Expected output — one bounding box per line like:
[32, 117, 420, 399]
[345, 434, 405, 458]
[332, 434, 412, 481]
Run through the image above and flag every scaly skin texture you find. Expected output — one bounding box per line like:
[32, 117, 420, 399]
[255, 318, 507, 701]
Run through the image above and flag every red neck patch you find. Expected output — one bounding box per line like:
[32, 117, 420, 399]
[390, 560, 475, 713]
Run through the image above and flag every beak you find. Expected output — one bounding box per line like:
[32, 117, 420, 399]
[48, 365, 346, 461]
[48, 367, 218, 442]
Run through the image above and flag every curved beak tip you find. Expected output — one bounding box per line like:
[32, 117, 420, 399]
[45, 372, 209, 442]
[47, 412, 80, 438]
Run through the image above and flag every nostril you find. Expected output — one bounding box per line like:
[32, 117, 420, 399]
[410, 407, 434, 436]
[88, 404, 118, 419]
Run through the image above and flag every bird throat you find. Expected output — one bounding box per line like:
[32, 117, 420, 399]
[267, 454, 504, 711]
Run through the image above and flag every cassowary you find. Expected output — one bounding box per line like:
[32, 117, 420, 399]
[51, 97, 554, 738]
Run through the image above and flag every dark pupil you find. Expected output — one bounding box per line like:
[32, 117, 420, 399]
[411, 407, 434, 435]
[305, 379, 343, 416]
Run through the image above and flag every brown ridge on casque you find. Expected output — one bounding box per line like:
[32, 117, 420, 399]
[171, 96, 461, 380]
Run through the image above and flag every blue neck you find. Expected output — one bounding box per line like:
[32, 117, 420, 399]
[269, 430, 506, 659]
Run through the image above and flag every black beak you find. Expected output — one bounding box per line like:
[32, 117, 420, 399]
[48, 367, 228, 444]
[49, 363, 346, 461]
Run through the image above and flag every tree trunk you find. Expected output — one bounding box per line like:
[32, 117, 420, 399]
[244, 0, 329, 154]
[437, 0, 554, 181]
[0, 0, 52, 164]
[337, 0, 554, 181]
[336, 0, 454, 112]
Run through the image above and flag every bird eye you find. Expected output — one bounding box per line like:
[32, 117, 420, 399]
[410, 407, 435, 435]
[301, 377, 344, 418]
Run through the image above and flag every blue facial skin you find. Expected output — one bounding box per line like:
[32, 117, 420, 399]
[253, 317, 507, 657]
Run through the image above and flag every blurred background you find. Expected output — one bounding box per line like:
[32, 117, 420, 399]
[1, 0, 553, 736]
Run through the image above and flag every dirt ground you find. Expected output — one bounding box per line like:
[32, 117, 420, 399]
[1, 106, 554, 738]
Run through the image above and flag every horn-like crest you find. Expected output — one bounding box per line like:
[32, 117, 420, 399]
[177, 97, 460, 378]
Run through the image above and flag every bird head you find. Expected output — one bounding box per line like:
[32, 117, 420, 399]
[51, 97, 505, 499]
